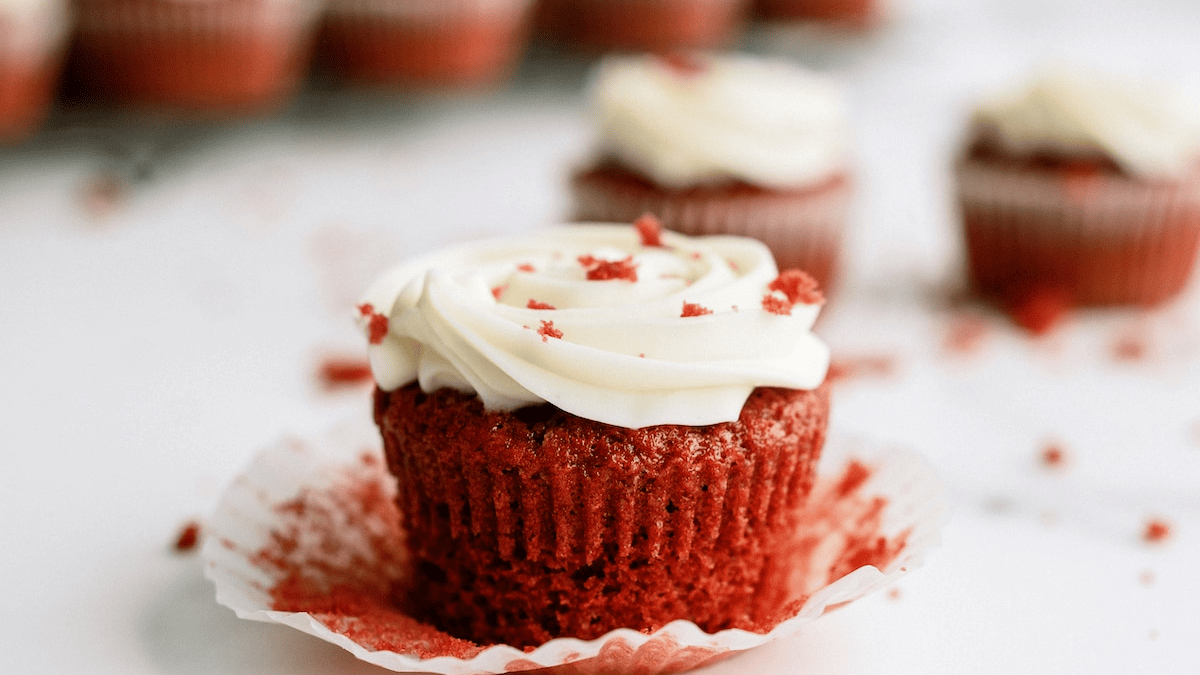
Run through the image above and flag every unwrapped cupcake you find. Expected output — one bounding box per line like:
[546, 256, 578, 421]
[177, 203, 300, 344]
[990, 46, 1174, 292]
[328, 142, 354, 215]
[956, 66, 1200, 308]
[570, 53, 854, 290]
[318, 0, 535, 88]
[68, 0, 322, 112]
[358, 219, 832, 647]
[0, 0, 69, 138]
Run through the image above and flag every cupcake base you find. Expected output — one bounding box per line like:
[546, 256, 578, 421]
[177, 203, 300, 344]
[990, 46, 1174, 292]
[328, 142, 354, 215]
[754, 0, 880, 27]
[549, 0, 747, 52]
[0, 53, 60, 139]
[374, 383, 830, 648]
[69, 0, 318, 113]
[571, 163, 851, 289]
[957, 157, 1200, 306]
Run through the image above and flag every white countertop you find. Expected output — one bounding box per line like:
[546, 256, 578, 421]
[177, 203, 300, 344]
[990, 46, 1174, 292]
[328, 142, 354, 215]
[2, 0, 1198, 673]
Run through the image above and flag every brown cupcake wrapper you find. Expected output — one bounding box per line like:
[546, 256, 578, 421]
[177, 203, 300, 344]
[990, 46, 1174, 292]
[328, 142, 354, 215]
[571, 169, 852, 288]
[956, 158, 1200, 305]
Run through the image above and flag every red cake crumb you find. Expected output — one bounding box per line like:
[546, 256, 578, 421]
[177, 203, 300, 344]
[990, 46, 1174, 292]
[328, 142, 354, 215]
[318, 357, 374, 387]
[173, 520, 201, 553]
[943, 313, 989, 355]
[681, 301, 712, 317]
[826, 355, 896, 383]
[1111, 332, 1148, 362]
[517, 262, 536, 272]
[527, 299, 556, 310]
[769, 270, 823, 306]
[1003, 288, 1070, 336]
[1040, 443, 1067, 469]
[537, 320, 563, 341]
[762, 293, 792, 316]
[634, 212, 665, 247]
[886, 587, 903, 601]
[492, 285, 507, 300]
[1143, 519, 1172, 543]
[579, 255, 639, 282]
[357, 304, 390, 345]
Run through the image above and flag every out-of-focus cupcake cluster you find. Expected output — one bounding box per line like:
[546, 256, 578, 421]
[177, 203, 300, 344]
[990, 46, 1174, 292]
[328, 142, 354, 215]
[0, 0, 884, 138]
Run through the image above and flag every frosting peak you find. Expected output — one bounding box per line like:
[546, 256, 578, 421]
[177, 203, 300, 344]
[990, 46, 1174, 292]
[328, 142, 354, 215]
[359, 223, 830, 429]
[971, 65, 1200, 178]
[589, 53, 851, 189]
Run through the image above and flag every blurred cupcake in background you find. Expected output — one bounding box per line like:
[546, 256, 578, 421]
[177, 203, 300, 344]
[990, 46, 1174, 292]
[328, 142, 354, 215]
[68, 0, 321, 113]
[571, 52, 853, 290]
[0, 0, 69, 138]
[543, 0, 747, 53]
[753, 0, 883, 30]
[318, 0, 536, 88]
[956, 66, 1200, 309]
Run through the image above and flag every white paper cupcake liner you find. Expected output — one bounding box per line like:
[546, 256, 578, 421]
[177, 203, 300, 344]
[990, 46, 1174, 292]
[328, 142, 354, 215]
[203, 416, 946, 675]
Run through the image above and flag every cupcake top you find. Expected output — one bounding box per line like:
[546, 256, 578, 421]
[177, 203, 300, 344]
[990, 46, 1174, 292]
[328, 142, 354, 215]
[588, 52, 851, 190]
[970, 65, 1200, 178]
[358, 219, 830, 429]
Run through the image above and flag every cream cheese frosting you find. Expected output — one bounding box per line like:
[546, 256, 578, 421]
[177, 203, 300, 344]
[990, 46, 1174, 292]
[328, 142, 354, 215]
[971, 65, 1200, 179]
[358, 223, 830, 429]
[588, 52, 851, 190]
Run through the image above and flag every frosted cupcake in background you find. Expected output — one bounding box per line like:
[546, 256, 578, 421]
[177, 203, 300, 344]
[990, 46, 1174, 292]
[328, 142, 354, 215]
[956, 66, 1200, 310]
[570, 53, 854, 290]
[0, 0, 69, 138]
[538, 0, 748, 53]
[67, 0, 322, 112]
[318, 0, 536, 88]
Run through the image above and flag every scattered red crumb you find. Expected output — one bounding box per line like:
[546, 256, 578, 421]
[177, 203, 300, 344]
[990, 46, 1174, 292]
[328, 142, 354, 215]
[657, 52, 707, 77]
[729, 260, 740, 273]
[769, 270, 824, 306]
[886, 587, 903, 601]
[1004, 288, 1070, 336]
[491, 285, 507, 300]
[173, 520, 201, 553]
[578, 255, 638, 282]
[527, 299, 556, 310]
[762, 293, 792, 316]
[318, 357, 373, 387]
[943, 313, 990, 355]
[690, 251, 702, 260]
[1111, 332, 1148, 362]
[826, 355, 896, 383]
[1139, 569, 1156, 586]
[634, 212, 664, 247]
[681, 301, 713, 317]
[516, 262, 536, 273]
[1143, 518, 1172, 543]
[357, 304, 389, 345]
[834, 460, 872, 498]
[537, 320, 563, 342]
[80, 171, 126, 219]
[1040, 443, 1068, 469]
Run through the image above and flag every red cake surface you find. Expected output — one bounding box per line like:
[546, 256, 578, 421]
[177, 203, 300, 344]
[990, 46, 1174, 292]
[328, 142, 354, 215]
[956, 140, 1200, 307]
[373, 382, 831, 648]
[68, 0, 315, 112]
[571, 163, 850, 289]
[546, 0, 745, 52]
[755, 0, 880, 28]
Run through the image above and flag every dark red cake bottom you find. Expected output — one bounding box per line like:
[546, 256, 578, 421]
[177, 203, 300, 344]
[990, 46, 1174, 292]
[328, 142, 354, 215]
[373, 383, 831, 648]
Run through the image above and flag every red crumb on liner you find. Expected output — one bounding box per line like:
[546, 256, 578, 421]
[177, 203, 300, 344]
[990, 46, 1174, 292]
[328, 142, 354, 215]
[634, 212, 665, 247]
[174, 520, 201, 553]
[318, 357, 373, 387]
[1143, 519, 1171, 543]
[681, 302, 712, 317]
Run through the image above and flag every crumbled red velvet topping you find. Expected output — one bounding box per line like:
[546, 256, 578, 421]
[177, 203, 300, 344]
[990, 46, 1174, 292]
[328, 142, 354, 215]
[579, 255, 638, 282]
[657, 52, 708, 77]
[491, 285, 507, 300]
[173, 520, 201, 552]
[762, 293, 792, 316]
[1143, 519, 1171, 543]
[527, 299, 556, 310]
[634, 212, 664, 247]
[517, 262, 535, 273]
[1040, 443, 1067, 469]
[680, 302, 713, 317]
[319, 357, 373, 386]
[769, 270, 824, 306]
[358, 303, 389, 345]
[537, 320, 563, 342]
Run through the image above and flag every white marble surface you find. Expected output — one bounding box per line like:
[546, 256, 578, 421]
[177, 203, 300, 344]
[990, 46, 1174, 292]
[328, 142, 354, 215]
[2, 0, 1199, 673]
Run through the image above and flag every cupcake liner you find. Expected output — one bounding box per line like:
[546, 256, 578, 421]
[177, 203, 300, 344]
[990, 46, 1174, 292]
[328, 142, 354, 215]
[203, 415, 946, 675]
[318, 0, 535, 87]
[571, 168, 852, 288]
[0, 5, 70, 138]
[956, 158, 1200, 306]
[550, 0, 748, 52]
[70, 0, 322, 111]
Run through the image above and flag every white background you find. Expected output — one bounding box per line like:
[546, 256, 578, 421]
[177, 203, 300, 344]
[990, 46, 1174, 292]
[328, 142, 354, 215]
[2, 0, 1199, 672]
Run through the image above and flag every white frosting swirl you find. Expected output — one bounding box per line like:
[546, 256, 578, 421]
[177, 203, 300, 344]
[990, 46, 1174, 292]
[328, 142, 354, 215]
[359, 224, 829, 429]
[589, 53, 851, 190]
[972, 65, 1200, 178]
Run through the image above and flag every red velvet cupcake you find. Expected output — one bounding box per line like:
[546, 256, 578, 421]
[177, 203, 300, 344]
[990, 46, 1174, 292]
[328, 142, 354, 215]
[0, 0, 69, 139]
[544, 0, 747, 52]
[570, 53, 854, 290]
[754, 0, 882, 29]
[318, 0, 535, 88]
[957, 67, 1200, 307]
[358, 221, 832, 647]
[68, 0, 321, 113]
